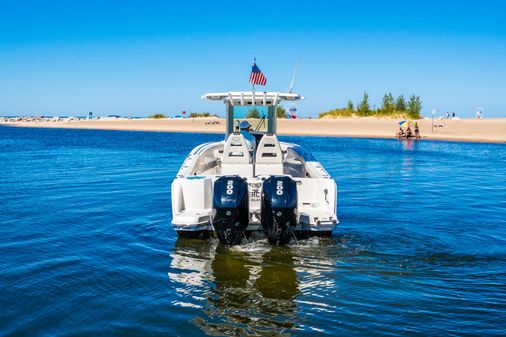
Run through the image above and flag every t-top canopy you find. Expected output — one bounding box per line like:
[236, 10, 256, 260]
[202, 91, 305, 106]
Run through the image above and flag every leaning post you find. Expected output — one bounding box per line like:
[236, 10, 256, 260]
[431, 108, 435, 133]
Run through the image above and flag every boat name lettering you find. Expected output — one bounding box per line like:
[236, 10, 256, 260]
[249, 189, 261, 201]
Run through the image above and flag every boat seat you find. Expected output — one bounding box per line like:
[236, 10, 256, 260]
[221, 133, 254, 177]
[255, 134, 284, 176]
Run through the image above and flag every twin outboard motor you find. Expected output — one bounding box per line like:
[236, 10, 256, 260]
[212, 176, 249, 245]
[261, 176, 298, 245]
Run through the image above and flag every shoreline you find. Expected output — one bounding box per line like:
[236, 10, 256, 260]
[1, 117, 505, 144]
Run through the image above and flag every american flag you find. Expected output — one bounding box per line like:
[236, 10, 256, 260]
[249, 61, 267, 86]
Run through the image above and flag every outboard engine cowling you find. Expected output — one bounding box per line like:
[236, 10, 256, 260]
[212, 176, 249, 245]
[261, 176, 298, 245]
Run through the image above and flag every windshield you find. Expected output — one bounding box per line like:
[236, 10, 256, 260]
[232, 105, 270, 133]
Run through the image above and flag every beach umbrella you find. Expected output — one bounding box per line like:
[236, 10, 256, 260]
[399, 120, 413, 128]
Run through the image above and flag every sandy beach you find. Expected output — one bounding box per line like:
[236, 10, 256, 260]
[1, 117, 505, 143]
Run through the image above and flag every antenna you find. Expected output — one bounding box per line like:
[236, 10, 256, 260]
[288, 58, 301, 93]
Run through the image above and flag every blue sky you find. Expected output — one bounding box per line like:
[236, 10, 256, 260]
[1, 0, 505, 117]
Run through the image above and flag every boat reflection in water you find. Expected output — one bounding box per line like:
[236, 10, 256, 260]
[168, 238, 308, 336]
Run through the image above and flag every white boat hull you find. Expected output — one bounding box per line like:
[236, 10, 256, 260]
[171, 140, 338, 240]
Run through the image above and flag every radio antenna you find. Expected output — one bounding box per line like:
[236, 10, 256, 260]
[288, 58, 301, 93]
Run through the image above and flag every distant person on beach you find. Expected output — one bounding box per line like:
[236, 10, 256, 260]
[414, 122, 420, 138]
[446, 112, 450, 119]
[406, 125, 413, 138]
[476, 110, 482, 119]
[397, 126, 406, 138]
[452, 112, 456, 118]
[239, 120, 256, 151]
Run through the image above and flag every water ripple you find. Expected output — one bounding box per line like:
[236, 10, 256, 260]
[1, 127, 506, 336]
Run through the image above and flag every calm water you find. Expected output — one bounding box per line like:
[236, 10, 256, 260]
[1, 126, 505, 336]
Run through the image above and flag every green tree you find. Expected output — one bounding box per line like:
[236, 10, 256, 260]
[388, 93, 394, 111]
[347, 99, 354, 111]
[407, 95, 422, 119]
[246, 108, 260, 119]
[357, 91, 371, 116]
[149, 113, 167, 119]
[276, 106, 287, 118]
[381, 92, 395, 112]
[395, 94, 407, 112]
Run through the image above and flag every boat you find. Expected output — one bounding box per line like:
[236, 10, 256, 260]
[171, 91, 338, 245]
